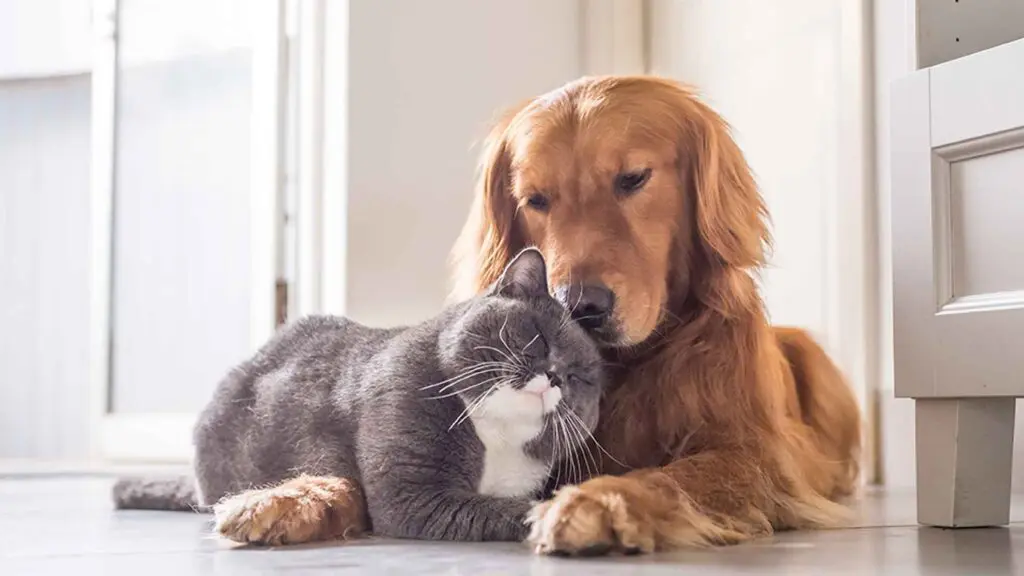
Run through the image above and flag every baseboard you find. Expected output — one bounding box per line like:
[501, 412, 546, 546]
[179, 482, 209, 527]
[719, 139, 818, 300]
[100, 413, 195, 464]
[0, 459, 190, 479]
[879, 392, 916, 488]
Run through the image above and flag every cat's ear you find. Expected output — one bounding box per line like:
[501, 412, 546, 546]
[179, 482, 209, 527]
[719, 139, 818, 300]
[491, 247, 549, 299]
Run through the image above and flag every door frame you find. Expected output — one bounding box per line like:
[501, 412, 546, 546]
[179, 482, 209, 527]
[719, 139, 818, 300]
[833, 0, 880, 485]
[290, 0, 341, 318]
[87, 0, 288, 462]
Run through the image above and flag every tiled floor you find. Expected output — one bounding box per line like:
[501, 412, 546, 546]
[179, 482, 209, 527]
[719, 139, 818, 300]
[2, 475, 1023, 575]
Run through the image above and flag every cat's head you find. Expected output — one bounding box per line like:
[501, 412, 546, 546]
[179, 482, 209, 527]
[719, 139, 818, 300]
[438, 248, 605, 453]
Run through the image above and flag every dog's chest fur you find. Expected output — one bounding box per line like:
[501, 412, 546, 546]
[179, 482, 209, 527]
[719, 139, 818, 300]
[468, 385, 551, 498]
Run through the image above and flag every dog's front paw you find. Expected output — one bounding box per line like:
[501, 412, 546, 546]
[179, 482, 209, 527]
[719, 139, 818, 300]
[526, 479, 655, 556]
[213, 475, 365, 546]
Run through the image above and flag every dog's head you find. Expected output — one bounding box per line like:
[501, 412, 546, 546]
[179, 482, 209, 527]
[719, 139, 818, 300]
[454, 76, 770, 347]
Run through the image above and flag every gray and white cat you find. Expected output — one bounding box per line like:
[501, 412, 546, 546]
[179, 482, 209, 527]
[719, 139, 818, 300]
[114, 248, 605, 542]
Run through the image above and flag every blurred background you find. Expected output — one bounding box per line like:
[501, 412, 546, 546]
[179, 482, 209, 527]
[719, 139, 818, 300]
[0, 0, 1009, 494]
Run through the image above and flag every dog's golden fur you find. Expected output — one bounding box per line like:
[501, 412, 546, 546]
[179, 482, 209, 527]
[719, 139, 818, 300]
[454, 76, 861, 554]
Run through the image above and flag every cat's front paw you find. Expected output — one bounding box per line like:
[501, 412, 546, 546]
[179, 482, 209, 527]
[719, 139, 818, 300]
[213, 475, 366, 546]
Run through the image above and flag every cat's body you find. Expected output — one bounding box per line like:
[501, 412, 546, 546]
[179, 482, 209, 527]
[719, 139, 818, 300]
[194, 310, 550, 541]
[115, 249, 605, 543]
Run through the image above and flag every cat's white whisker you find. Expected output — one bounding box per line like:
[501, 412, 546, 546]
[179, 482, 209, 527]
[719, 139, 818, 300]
[554, 275, 571, 330]
[563, 409, 599, 481]
[571, 431, 583, 484]
[497, 313, 527, 370]
[561, 269, 577, 321]
[456, 388, 495, 427]
[521, 333, 541, 355]
[557, 413, 579, 486]
[461, 378, 508, 422]
[422, 359, 518, 392]
[555, 415, 572, 485]
[433, 368, 511, 394]
[427, 374, 510, 400]
[558, 308, 574, 332]
[425, 366, 501, 389]
[564, 408, 629, 470]
[538, 412, 550, 441]
[547, 414, 559, 484]
[448, 388, 490, 431]
[568, 313, 604, 324]
[498, 313, 512, 351]
[565, 414, 583, 484]
[551, 414, 567, 489]
[454, 357, 513, 370]
[471, 345, 523, 369]
[449, 378, 509, 430]
[570, 279, 585, 317]
[471, 344, 514, 360]
[420, 364, 507, 391]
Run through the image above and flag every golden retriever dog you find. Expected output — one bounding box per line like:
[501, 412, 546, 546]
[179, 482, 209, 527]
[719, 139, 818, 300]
[207, 76, 860, 555]
[453, 76, 861, 554]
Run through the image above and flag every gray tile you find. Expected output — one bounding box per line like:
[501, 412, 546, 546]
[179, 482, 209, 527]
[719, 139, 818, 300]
[2, 477, 1024, 575]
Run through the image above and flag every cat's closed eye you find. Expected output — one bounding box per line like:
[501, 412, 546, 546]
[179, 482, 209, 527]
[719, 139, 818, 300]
[568, 373, 596, 387]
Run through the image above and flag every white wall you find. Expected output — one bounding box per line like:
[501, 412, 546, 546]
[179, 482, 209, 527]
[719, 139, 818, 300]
[339, 0, 586, 327]
[0, 0, 91, 79]
[648, 0, 869, 404]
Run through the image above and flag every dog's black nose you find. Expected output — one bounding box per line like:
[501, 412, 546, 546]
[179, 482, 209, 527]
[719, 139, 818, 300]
[553, 284, 615, 331]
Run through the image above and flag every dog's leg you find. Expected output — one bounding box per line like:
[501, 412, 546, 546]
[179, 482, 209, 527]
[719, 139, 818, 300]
[213, 475, 367, 546]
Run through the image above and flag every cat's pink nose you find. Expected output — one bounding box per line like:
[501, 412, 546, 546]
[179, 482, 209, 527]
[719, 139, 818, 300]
[521, 375, 551, 396]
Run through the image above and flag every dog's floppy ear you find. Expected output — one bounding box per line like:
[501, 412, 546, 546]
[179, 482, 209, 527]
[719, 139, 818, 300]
[451, 101, 531, 301]
[685, 96, 771, 270]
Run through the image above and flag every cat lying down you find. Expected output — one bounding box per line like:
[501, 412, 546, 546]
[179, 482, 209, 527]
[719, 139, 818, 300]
[113, 248, 606, 544]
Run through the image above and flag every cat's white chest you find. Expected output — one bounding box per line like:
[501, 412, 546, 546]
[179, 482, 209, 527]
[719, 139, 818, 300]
[468, 378, 559, 498]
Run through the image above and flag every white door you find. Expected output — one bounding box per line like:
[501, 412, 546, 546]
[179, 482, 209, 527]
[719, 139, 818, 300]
[90, 0, 285, 462]
[891, 38, 1024, 527]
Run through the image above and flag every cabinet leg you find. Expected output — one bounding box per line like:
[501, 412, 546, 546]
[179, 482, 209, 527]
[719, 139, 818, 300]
[915, 397, 1015, 527]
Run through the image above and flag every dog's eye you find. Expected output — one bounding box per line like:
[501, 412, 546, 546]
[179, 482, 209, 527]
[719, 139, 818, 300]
[525, 193, 550, 212]
[615, 168, 652, 196]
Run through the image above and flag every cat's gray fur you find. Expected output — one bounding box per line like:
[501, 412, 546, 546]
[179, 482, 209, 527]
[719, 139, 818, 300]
[113, 248, 605, 542]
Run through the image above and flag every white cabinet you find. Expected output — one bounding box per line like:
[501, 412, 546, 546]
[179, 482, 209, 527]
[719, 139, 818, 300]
[892, 37, 1024, 527]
